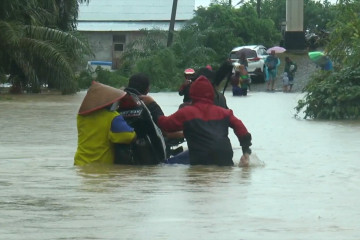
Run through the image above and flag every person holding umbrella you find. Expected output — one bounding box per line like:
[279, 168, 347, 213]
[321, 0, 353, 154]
[265, 50, 281, 91]
[308, 51, 333, 71]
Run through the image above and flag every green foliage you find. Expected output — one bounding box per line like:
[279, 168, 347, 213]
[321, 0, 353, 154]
[192, 3, 281, 55]
[76, 70, 93, 90]
[249, 0, 336, 33]
[296, 67, 360, 120]
[134, 48, 183, 92]
[326, 1, 360, 68]
[296, 0, 360, 120]
[0, 0, 93, 94]
[112, 3, 283, 92]
[304, 0, 336, 31]
[94, 67, 129, 89]
[119, 29, 168, 72]
[170, 28, 218, 69]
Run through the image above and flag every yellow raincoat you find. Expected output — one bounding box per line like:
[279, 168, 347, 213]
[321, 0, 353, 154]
[74, 109, 136, 166]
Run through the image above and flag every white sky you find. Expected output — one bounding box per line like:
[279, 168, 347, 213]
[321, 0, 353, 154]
[195, 0, 338, 8]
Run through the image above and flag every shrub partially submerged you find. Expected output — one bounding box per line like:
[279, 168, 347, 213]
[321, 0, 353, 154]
[296, 66, 360, 120]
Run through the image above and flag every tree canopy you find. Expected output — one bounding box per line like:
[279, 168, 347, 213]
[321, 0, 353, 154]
[296, 0, 360, 120]
[0, 0, 92, 94]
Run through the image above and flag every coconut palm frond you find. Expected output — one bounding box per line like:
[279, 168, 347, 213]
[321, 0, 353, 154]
[25, 26, 93, 56]
[0, 21, 23, 46]
[19, 37, 73, 79]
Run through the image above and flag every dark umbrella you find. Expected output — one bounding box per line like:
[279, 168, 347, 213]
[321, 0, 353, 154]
[236, 48, 255, 58]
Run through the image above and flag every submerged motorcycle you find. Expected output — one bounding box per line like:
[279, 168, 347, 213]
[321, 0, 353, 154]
[114, 91, 184, 165]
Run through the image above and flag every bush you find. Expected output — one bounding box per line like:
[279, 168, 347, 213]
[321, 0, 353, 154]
[76, 67, 129, 90]
[296, 67, 360, 120]
[76, 70, 93, 90]
[134, 48, 183, 92]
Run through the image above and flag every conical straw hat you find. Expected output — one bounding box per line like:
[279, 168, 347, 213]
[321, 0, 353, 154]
[78, 81, 126, 115]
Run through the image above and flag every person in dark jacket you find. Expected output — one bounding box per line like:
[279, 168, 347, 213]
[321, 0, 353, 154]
[125, 73, 164, 122]
[115, 73, 184, 164]
[156, 75, 252, 166]
[125, 73, 185, 138]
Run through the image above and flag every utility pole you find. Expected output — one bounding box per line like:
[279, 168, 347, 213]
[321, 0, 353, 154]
[167, 0, 178, 47]
[284, 0, 305, 50]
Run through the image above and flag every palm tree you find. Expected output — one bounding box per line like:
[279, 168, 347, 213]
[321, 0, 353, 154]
[0, 0, 92, 94]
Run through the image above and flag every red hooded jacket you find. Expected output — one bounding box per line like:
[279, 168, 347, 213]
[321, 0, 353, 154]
[158, 76, 252, 166]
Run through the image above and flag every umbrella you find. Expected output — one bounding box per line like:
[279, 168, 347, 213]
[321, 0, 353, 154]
[308, 51, 329, 66]
[267, 46, 286, 54]
[236, 48, 256, 58]
[308, 51, 324, 60]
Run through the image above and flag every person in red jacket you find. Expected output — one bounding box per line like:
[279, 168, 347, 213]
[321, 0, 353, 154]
[156, 75, 252, 166]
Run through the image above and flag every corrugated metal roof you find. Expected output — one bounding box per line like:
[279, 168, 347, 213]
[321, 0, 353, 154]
[77, 21, 187, 31]
[78, 0, 195, 21]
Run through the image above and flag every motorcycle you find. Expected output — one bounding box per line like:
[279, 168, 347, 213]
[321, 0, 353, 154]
[114, 91, 184, 165]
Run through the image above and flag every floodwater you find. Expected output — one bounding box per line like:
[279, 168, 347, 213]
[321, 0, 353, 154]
[1, 90, 359, 240]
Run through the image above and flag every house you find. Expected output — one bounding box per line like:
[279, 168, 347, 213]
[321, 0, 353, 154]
[77, 0, 195, 69]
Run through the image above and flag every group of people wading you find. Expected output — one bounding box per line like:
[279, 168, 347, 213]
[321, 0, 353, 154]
[74, 61, 252, 167]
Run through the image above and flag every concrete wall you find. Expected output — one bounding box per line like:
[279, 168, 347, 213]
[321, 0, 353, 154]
[286, 0, 304, 31]
[82, 31, 145, 68]
[285, 0, 305, 50]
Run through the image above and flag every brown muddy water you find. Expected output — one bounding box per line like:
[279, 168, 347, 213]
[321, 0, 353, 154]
[0, 90, 359, 240]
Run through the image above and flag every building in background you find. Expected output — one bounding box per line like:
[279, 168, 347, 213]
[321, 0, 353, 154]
[77, 0, 195, 69]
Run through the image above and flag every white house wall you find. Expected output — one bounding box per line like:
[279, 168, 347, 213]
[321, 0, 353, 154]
[77, 0, 195, 67]
[82, 31, 143, 61]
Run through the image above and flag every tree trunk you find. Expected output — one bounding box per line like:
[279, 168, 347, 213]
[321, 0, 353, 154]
[257, 0, 261, 18]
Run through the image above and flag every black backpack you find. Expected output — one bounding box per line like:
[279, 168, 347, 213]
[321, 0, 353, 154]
[267, 56, 278, 70]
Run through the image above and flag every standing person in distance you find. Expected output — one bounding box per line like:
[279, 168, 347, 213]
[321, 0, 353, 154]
[230, 63, 242, 96]
[178, 68, 195, 108]
[238, 64, 250, 96]
[282, 72, 289, 92]
[238, 52, 251, 91]
[265, 50, 280, 91]
[284, 56, 297, 92]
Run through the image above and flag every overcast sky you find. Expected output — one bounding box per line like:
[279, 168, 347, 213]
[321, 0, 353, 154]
[195, 0, 338, 9]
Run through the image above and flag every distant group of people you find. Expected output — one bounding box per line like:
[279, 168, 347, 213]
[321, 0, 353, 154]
[264, 50, 298, 92]
[229, 50, 299, 94]
[75, 61, 252, 168]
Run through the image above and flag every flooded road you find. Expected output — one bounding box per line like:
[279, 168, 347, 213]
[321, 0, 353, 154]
[1, 91, 360, 240]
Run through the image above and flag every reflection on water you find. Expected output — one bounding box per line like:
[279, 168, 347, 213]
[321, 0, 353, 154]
[1, 91, 360, 240]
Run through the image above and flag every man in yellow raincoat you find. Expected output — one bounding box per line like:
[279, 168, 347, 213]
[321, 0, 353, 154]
[74, 82, 136, 166]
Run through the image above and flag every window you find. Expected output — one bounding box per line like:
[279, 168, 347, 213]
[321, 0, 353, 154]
[114, 43, 124, 52]
[113, 35, 126, 43]
[113, 34, 126, 52]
